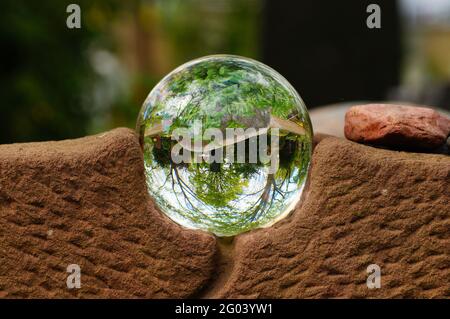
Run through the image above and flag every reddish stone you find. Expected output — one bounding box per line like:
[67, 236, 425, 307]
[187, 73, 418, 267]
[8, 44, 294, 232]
[0, 129, 216, 298]
[0, 130, 449, 298]
[344, 104, 450, 149]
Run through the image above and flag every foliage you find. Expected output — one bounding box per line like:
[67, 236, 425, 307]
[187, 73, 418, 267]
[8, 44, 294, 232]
[0, 0, 124, 143]
[143, 131, 311, 236]
[145, 57, 299, 136]
[156, 0, 261, 65]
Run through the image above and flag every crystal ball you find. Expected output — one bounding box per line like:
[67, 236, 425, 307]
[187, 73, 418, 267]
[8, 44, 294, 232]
[137, 55, 313, 236]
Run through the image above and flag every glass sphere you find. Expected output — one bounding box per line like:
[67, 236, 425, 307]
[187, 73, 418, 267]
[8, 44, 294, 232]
[137, 55, 312, 236]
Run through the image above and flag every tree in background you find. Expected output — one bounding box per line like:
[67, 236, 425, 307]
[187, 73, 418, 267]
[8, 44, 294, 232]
[0, 0, 126, 143]
[0, 0, 262, 143]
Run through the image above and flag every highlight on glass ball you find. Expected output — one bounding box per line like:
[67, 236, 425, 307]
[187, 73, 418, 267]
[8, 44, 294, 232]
[137, 55, 313, 236]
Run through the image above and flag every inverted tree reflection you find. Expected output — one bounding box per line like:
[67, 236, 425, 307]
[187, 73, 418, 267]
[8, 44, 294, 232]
[143, 131, 309, 236]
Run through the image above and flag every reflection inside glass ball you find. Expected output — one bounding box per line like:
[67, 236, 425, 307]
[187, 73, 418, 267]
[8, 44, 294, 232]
[137, 55, 312, 236]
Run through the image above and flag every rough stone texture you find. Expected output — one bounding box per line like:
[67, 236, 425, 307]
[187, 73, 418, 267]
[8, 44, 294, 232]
[310, 102, 450, 140]
[0, 128, 449, 298]
[214, 136, 450, 298]
[0, 128, 216, 298]
[344, 104, 450, 150]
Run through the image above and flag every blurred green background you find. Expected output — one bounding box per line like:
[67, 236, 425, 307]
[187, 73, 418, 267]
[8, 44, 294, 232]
[0, 0, 449, 143]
